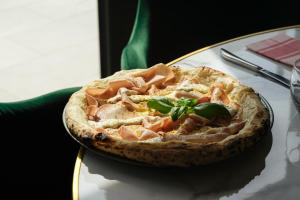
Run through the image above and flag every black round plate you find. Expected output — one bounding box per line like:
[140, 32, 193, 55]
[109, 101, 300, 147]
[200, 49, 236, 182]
[62, 94, 274, 167]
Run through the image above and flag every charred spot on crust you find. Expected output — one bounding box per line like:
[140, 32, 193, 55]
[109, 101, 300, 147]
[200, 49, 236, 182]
[95, 132, 109, 141]
[81, 135, 93, 145]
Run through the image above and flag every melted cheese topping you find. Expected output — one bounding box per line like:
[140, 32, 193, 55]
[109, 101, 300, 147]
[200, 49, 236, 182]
[129, 95, 176, 103]
[176, 80, 209, 93]
[89, 116, 145, 129]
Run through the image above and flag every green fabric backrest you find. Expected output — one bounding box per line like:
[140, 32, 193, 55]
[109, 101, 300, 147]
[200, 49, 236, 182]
[0, 87, 81, 118]
[121, 0, 150, 70]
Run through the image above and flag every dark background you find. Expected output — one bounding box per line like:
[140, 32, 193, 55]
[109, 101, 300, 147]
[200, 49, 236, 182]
[99, 0, 300, 77]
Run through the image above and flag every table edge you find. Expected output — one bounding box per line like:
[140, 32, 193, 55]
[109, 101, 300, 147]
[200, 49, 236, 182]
[167, 24, 300, 66]
[72, 24, 300, 200]
[72, 147, 85, 200]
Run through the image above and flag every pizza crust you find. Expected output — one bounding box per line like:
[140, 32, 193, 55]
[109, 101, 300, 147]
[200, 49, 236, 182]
[65, 66, 269, 167]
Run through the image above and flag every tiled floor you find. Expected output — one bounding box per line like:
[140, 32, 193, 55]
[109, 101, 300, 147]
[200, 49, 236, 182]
[0, 0, 100, 102]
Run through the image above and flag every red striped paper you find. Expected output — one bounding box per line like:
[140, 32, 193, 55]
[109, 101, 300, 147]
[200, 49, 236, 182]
[247, 33, 300, 66]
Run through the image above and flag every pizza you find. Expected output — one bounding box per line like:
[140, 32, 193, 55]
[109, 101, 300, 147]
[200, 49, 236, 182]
[65, 63, 269, 167]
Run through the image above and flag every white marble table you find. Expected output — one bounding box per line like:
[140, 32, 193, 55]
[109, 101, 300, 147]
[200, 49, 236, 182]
[72, 25, 300, 200]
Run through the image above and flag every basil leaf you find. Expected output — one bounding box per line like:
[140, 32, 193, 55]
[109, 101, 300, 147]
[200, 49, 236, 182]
[177, 98, 198, 107]
[170, 106, 188, 121]
[147, 97, 232, 122]
[147, 98, 173, 114]
[177, 106, 188, 119]
[155, 97, 174, 106]
[193, 103, 231, 119]
[170, 107, 180, 121]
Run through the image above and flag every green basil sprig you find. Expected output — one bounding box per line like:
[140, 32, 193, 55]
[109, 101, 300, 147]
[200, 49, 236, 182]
[176, 98, 198, 107]
[147, 97, 231, 121]
[170, 106, 188, 121]
[193, 103, 231, 119]
[147, 97, 174, 114]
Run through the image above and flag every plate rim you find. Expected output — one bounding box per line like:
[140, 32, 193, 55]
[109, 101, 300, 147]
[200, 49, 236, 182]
[62, 93, 274, 167]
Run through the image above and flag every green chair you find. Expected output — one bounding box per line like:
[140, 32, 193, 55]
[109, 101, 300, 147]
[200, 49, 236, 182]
[0, 87, 80, 199]
[121, 0, 150, 70]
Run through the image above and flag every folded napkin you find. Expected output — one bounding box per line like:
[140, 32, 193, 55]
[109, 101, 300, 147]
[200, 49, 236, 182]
[247, 33, 300, 67]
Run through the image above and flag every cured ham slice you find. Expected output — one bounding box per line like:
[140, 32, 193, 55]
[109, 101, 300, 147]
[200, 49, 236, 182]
[178, 118, 197, 134]
[142, 116, 180, 132]
[120, 91, 140, 111]
[86, 94, 98, 106]
[142, 116, 164, 132]
[119, 126, 160, 141]
[106, 87, 140, 111]
[164, 121, 246, 143]
[86, 105, 99, 121]
[139, 129, 160, 140]
[132, 76, 146, 87]
[148, 85, 159, 95]
[211, 86, 230, 104]
[197, 96, 211, 104]
[119, 126, 139, 141]
[174, 91, 201, 99]
[107, 87, 138, 103]
[86, 94, 100, 120]
[188, 114, 210, 124]
[86, 79, 135, 99]
[145, 74, 165, 87]
[86, 64, 176, 103]
[178, 114, 210, 134]
[131, 77, 148, 94]
[133, 63, 176, 88]
[160, 117, 180, 132]
[85, 64, 177, 120]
